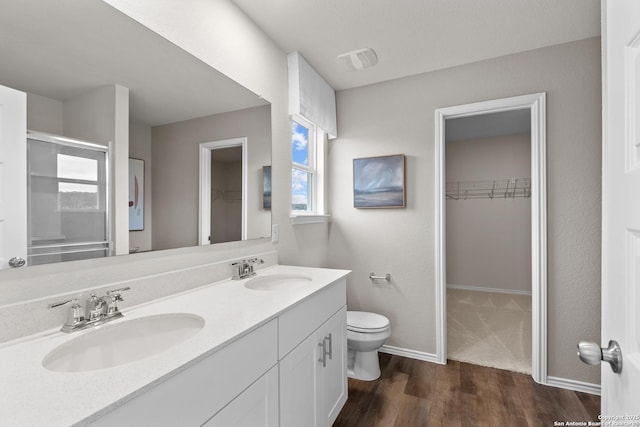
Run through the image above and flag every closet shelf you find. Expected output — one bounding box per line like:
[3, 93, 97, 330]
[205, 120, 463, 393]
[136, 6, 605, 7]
[446, 178, 531, 200]
[212, 189, 242, 202]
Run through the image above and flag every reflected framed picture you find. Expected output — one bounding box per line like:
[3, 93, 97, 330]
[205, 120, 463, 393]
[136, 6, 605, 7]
[353, 154, 406, 208]
[129, 158, 144, 230]
[263, 165, 272, 210]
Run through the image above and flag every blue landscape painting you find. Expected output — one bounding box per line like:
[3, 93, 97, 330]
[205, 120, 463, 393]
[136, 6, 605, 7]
[353, 154, 405, 208]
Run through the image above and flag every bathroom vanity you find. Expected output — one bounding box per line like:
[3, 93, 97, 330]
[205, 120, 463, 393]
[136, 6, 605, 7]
[0, 265, 349, 426]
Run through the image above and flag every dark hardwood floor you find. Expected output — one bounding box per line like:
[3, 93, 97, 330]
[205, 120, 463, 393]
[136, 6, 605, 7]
[334, 353, 600, 426]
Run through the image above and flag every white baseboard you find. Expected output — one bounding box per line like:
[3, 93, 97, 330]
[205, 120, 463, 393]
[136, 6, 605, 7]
[379, 345, 442, 364]
[546, 376, 601, 395]
[447, 283, 532, 296]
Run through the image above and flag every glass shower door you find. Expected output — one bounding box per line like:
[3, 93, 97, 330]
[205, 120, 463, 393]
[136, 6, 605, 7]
[27, 132, 110, 265]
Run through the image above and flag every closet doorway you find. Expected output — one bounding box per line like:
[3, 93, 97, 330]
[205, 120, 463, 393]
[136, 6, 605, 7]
[198, 137, 248, 245]
[434, 93, 547, 384]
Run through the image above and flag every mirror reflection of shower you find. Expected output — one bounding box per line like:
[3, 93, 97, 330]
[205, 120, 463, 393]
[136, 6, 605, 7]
[27, 132, 110, 265]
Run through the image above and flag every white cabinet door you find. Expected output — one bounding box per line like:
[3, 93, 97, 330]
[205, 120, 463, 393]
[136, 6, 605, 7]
[204, 365, 279, 427]
[280, 306, 347, 427]
[317, 307, 347, 427]
[279, 332, 320, 427]
[0, 84, 27, 270]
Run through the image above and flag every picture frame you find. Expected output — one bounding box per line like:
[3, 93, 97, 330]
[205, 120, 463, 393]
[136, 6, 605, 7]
[129, 158, 144, 231]
[353, 154, 406, 208]
[263, 165, 272, 210]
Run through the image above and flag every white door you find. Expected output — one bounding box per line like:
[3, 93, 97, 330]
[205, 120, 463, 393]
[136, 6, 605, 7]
[0, 84, 27, 269]
[599, 0, 640, 414]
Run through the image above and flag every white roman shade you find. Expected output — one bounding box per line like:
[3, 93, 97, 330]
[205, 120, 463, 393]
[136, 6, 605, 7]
[288, 52, 337, 138]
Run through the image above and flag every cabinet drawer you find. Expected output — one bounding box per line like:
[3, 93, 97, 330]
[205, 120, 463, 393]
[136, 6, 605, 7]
[278, 278, 346, 359]
[91, 319, 278, 427]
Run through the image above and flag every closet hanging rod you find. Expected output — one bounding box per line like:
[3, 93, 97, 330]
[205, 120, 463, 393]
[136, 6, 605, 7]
[445, 177, 531, 200]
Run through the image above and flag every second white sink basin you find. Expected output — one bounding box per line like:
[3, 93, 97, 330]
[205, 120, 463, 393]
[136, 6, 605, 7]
[42, 313, 205, 373]
[244, 274, 312, 291]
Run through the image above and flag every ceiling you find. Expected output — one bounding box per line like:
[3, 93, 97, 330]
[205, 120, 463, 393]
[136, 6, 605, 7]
[0, 1, 267, 127]
[232, 0, 601, 91]
[446, 110, 531, 143]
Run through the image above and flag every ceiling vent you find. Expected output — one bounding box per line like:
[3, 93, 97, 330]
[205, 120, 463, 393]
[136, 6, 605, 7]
[337, 48, 378, 71]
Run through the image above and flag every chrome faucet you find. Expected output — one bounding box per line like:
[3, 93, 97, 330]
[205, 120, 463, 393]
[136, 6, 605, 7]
[48, 287, 130, 333]
[230, 258, 264, 280]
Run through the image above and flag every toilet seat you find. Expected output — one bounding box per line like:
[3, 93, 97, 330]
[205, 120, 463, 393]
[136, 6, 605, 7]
[347, 311, 390, 333]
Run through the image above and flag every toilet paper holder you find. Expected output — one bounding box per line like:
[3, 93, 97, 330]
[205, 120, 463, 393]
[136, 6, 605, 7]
[369, 272, 391, 281]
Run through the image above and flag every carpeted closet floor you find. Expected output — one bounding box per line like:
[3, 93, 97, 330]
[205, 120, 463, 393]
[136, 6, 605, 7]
[447, 288, 532, 374]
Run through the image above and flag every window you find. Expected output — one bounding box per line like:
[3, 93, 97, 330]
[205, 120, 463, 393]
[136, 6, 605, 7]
[291, 115, 326, 216]
[56, 154, 101, 211]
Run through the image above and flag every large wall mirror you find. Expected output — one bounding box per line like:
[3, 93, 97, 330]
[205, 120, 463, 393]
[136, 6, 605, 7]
[0, 1, 272, 276]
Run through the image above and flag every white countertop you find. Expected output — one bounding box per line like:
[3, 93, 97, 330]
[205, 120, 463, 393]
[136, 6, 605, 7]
[0, 265, 349, 426]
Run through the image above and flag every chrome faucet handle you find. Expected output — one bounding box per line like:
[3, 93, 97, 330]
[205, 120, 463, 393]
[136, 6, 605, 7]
[247, 258, 264, 265]
[48, 298, 85, 332]
[86, 294, 107, 321]
[230, 260, 246, 280]
[106, 293, 125, 318]
[47, 298, 76, 309]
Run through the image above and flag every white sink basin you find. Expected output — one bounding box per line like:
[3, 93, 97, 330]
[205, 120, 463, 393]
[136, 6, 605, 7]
[244, 274, 312, 291]
[42, 313, 205, 373]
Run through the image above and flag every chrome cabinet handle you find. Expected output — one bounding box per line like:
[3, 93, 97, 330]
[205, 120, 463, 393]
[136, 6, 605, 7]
[324, 333, 333, 360]
[577, 340, 623, 374]
[318, 341, 327, 367]
[8, 257, 26, 268]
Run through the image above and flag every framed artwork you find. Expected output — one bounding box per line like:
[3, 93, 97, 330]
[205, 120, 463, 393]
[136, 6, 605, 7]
[129, 158, 144, 231]
[263, 165, 272, 210]
[353, 154, 406, 208]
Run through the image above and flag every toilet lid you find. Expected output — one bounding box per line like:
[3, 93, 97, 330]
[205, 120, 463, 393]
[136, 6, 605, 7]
[347, 311, 390, 331]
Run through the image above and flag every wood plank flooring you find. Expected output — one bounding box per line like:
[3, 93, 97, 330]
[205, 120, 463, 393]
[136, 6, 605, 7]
[333, 353, 600, 426]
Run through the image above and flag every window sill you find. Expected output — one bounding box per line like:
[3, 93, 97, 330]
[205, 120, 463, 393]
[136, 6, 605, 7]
[289, 214, 331, 225]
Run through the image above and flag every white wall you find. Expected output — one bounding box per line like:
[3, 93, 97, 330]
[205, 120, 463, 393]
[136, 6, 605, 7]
[129, 123, 153, 252]
[329, 38, 602, 385]
[446, 134, 531, 293]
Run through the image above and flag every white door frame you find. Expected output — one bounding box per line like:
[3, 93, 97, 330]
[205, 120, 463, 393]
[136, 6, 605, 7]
[434, 92, 547, 384]
[198, 137, 248, 245]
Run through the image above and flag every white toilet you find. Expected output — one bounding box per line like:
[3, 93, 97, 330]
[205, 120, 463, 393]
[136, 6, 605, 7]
[346, 311, 391, 381]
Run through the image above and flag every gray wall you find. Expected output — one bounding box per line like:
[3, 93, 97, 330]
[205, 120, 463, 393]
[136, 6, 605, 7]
[26, 93, 63, 135]
[129, 123, 153, 252]
[329, 37, 602, 384]
[151, 105, 271, 250]
[446, 134, 531, 293]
